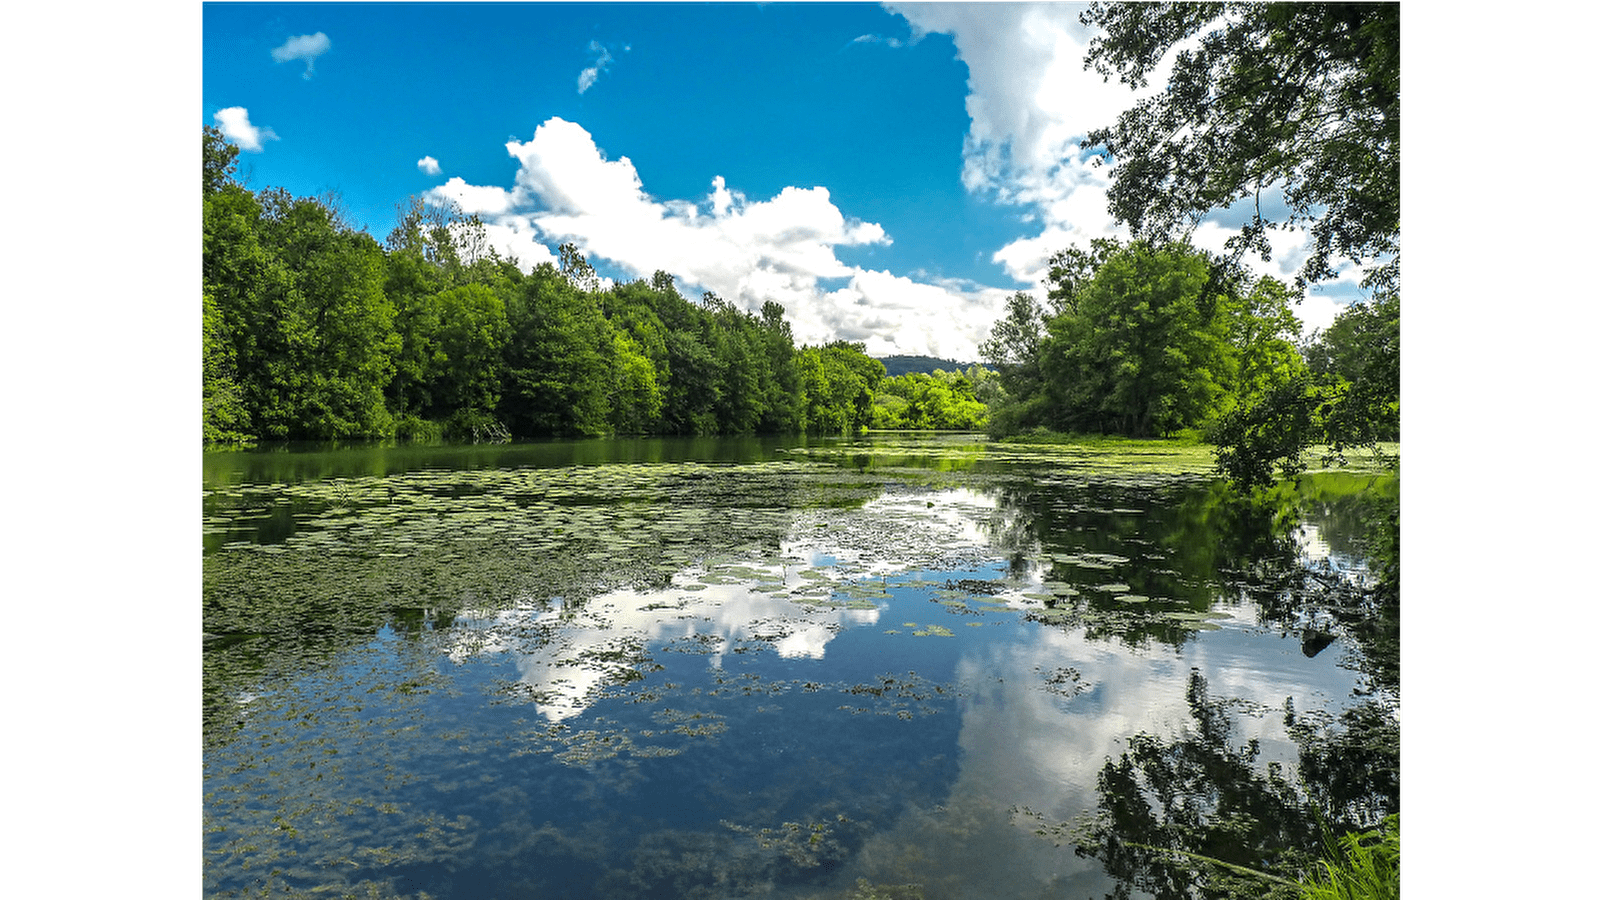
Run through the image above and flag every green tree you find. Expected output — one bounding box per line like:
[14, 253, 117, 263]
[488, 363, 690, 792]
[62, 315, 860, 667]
[252, 189, 400, 439]
[757, 301, 803, 432]
[430, 283, 510, 415]
[1228, 277, 1305, 410]
[608, 330, 664, 433]
[1041, 240, 1238, 437]
[1078, 5, 1400, 497]
[1080, 2, 1399, 292]
[1210, 295, 1396, 491]
[202, 283, 251, 443]
[1305, 293, 1399, 447]
[499, 263, 613, 436]
[203, 125, 240, 197]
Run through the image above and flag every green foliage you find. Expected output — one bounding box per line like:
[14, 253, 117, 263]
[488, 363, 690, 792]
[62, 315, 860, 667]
[1081, 2, 1399, 292]
[442, 407, 510, 444]
[1300, 816, 1399, 900]
[870, 368, 991, 431]
[1047, 240, 1236, 436]
[1209, 295, 1397, 491]
[978, 291, 1049, 407]
[201, 283, 252, 444]
[204, 181, 400, 442]
[197, 127, 900, 445]
[500, 263, 615, 437]
[608, 330, 664, 433]
[393, 414, 443, 444]
[797, 342, 885, 434]
[202, 125, 240, 196]
[986, 239, 1254, 439]
[430, 283, 510, 413]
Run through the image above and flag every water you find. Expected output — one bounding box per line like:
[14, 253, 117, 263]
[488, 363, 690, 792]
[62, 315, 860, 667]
[202, 435, 1397, 899]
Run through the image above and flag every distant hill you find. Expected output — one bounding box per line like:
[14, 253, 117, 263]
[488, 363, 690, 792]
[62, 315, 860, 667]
[877, 355, 978, 377]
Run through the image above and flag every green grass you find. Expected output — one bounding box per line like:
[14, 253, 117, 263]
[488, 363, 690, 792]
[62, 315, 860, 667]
[992, 427, 1209, 448]
[1301, 815, 1399, 900]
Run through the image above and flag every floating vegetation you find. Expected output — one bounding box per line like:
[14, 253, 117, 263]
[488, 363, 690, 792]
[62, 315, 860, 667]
[1037, 666, 1091, 698]
[204, 435, 1389, 899]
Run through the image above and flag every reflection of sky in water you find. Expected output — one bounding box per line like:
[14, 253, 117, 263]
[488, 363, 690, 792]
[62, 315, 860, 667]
[1295, 522, 1372, 585]
[206, 479, 1378, 899]
[445, 559, 885, 721]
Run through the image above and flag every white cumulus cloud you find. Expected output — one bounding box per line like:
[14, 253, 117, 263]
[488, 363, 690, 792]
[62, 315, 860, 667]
[427, 116, 1001, 358]
[417, 155, 441, 175]
[271, 32, 331, 79]
[890, 3, 1367, 300]
[212, 107, 278, 152]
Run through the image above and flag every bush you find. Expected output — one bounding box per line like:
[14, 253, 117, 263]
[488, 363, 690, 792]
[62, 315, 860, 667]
[394, 415, 443, 443]
[443, 408, 510, 444]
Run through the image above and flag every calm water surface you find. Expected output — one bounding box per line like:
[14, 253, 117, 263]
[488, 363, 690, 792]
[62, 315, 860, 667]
[202, 435, 1396, 899]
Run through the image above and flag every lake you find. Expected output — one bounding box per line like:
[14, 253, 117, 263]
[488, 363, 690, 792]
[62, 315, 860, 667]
[202, 434, 1398, 899]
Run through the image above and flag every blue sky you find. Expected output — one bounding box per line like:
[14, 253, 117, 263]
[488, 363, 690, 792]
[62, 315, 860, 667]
[204, 2, 1370, 359]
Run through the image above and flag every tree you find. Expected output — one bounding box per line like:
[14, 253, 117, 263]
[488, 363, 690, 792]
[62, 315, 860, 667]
[1080, 2, 1399, 292]
[1209, 295, 1397, 490]
[203, 125, 240, 196]
[430, 283, 510, 415]
[202, 283, 251, 443]
[499, 263, 613, 437]
[978, 292, 1052, 434]
[1040, 240, 1238, 437]
[251, 189, 400, 439]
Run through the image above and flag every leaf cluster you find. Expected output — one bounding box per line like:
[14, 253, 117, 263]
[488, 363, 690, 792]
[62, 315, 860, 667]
[1208, 294, 1398, 492]
[1080, 2, 1399, 292]
[982, 239, 1303, 441]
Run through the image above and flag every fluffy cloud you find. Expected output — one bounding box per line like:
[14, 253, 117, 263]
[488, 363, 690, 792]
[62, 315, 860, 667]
[886, 3, 1152, 282]
[426, 116, 1001, 358]
[271, 32, 331, 79]
[430, 176, 515, 217]
[417, 155, 441, 175]
[212, 107, 278, 152]
[890, 3, 1365, 305]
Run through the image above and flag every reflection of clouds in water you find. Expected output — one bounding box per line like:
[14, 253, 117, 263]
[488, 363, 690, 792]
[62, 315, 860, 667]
[443, 484, 1015, 723]
[847, 606, 1363, 894]
[781, 487, 1029, 576]
[1294, 522, 1372, 586]
[444, 562, 881, 722]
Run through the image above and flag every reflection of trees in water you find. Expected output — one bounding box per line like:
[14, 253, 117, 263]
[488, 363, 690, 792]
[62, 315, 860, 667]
[983, 472, 1397, 690]
[1069, 671, 1398, 900]
[984, 471, 1399, 899]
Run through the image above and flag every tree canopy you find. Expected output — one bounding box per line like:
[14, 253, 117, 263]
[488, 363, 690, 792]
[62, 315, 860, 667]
[1081, 2, 1399, 292]
[981, 238, 1304, 440]
[201, 130, 919, 445]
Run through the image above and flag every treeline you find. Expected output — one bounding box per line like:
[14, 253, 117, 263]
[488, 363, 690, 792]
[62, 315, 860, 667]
[871, 367, 996, 431]
[203, 127, 925, 445]
[980, 237, 1398, 484]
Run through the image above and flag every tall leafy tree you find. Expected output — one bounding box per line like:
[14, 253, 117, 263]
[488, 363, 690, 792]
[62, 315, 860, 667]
[251, 189, 400, 439]
[1081, 2, 1399, 292]
[979, 292, 1048, 386]
[499, 263, 613, 437]
[203, 125, 240, 197]
[1041, 241, 1238, 437]
[757, 301, 803, 432]
[202, 283, 251, 443]
[429, 283, 510, 415]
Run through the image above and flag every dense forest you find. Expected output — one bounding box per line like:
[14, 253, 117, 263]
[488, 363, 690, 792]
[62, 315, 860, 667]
[204, 126, 988, 445]
[978, 236, 1398, 486]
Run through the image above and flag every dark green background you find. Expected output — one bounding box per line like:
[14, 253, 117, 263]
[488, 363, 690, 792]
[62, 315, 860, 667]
[12, 3, 1580, 890]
